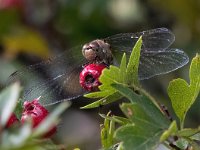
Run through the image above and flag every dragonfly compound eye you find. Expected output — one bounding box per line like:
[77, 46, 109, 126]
[82, 44, 97, 61]
[79, 63, 106, 91]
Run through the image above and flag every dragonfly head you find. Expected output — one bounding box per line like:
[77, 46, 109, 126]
[82, 39, 113, 65]
[82, 41, 98, 62]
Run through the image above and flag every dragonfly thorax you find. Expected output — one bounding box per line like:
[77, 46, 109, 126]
[82, 39, 113, 65]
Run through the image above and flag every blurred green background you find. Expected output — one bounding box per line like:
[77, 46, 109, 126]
[0, 0, 199, 149]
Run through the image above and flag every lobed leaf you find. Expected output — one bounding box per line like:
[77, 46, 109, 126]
[115, 103, 164, 150]
[115, 125, 163, 150]
[111, 83, 170, 128]
[168, 54, 200, 127]
[119, 103, 159, 131]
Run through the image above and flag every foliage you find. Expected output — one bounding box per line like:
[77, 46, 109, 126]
[0, 82, 70, 150]
[82, 36, 142, 109]
[0, 1, 200, 149]
[1, 35, 199, 150]
[2, 26, 50, 59]
[168, 53, 200, 129]
[83, 37, 200, 150]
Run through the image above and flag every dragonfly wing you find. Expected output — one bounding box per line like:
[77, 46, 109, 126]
[23, 65, 87, 106]
[7, 46, 87, 105]
[138, 48, 189, 80]
[105, 28, 175, 52]
[7, 45, 84, 87]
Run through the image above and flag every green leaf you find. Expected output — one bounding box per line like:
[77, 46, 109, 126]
[81, 98, 104, 109]
[32, 102, 70, 137]
[111, 83, 170, 128]
[14, 98, 24, 119]
[0, 82, 21, 127]
[168, 54, 200, 128]
[160, 121, 178, 142]
[174, 138, 189, 149]
[120, 103, 159, 131]
[84, 90, 114, 99]
[126, 36, 142, 86]
[115, 124, 163, 150]
[101, 112, 115, 149]
[82, 92, 123, 109]
[99, 114, 131, 125]
[190, 132, 200, 141]
[115, 103, 164, 150]
[119, 53, 127, 84]
[98, 66, 122, 94]
[177, 127, 200, 137]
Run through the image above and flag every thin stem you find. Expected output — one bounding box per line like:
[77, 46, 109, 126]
[180, 117, 185, 130]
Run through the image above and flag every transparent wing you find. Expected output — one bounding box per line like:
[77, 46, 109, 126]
[105, 28, 175, 52]
[8, 46, 87, 105]
[23, 66, 87, 106]
[7, 28, 189, 105]
[138, 48, 189, 80]
[105, 28, 188, 79]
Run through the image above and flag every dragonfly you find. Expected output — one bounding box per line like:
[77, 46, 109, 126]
[8, 28, 189, 106]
